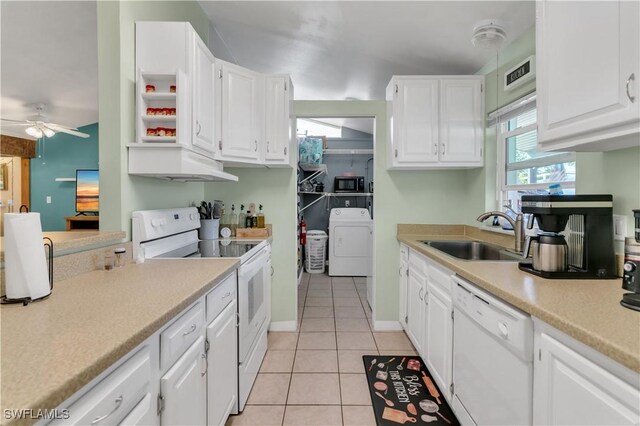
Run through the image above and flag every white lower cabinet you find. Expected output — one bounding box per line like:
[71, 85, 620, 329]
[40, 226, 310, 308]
[399, 244, 409, 329]
[424, 270, 453, 402]
[533, 324, 640, 426]
[406, 250, 428, 354]
[160, 336, 207, 426]
[207, 300, 238, 426]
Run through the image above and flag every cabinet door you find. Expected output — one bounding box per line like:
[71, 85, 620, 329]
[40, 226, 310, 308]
[534, 332, 640, 425]
[439, 79, 483, 164]
[425, 281, 453, 401]
[264, 76, 290, 163]
[160, 337, 207, 426]
[537, 1, 640, 148]
[192, 35, 216, 153]
[399, 259, 408, 329]
[220, 63, 261, 161]
[207, 301, 238, 426]
[406, 267, 426, 354]
[392, 79, 439, 165]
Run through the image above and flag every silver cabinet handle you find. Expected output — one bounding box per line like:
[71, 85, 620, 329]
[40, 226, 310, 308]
[196, 121, 201, 136]
[201, 353, 208, 377]
[182, 323, 197, 336]
[91, 395, 123, 424]
[266, 141, 270, 152]
[424, 292, 429, 306]
[218, 140, 222, 150]
[419, 287, 424, 300]
[399, 267, 403, 277]
[235, 312, 240, 327]
[394, 149, 398, 158]
[254, 140, 258, 151]
[222, 291, 231, 299]
[442, 143, 445, 156]
[284, 146, 287, 155]
[626, 73, 636, 103]
[270, 266, 274, 277]
[434, 143, 438, 155]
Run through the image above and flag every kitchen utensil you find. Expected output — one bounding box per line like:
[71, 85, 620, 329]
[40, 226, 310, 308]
[419, 400, 451, 424]
[376, 370, 388, 381]
[406, 403, 417, 415]
[382, 407, 415, 424]
[421, 372, 442, 404]
[378, 357, 396, 368]
[406, 359, 421, 371]
[374, 381, 388, 394]
[375, 392, 395, 407]
[397, 357, 406, 370]
[421, 414, 438, 423]
[368, 358, 377, 371]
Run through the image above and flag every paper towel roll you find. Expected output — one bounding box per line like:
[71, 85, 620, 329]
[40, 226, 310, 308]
[4, 213, 51, 300]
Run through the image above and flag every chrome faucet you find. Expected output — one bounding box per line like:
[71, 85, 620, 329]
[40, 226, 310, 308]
[477, 205, 525, 254]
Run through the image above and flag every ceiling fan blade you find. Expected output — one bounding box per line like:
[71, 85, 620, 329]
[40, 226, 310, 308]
[0, 122, 31, 126]
[0, 118, 29, 123]
[45, 122, 79, 131]
[49, 126, 90, 138]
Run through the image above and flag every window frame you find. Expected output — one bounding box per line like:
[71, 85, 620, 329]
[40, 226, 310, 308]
[496, 98, 576, 206]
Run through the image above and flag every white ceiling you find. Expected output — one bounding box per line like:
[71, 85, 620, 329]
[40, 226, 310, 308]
[201, 1, 535, 101]
[0, 1, 98, 139]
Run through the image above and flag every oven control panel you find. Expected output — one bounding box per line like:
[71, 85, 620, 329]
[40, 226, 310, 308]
[133, 207, 200, 243]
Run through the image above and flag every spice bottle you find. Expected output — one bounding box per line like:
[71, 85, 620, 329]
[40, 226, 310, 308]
[245, 211, 253, 228]
[257, 205, 265, 228]
[238, 205, 246, 229]
[230, 204, 238, 237]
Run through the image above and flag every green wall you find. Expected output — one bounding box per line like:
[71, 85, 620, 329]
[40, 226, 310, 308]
[30, 123, 99, 231]
[204, 169, 297, 326]
[97, 1, 210, 236]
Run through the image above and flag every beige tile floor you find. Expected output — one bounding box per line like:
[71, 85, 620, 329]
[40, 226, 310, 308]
[227, 273, 417, 426]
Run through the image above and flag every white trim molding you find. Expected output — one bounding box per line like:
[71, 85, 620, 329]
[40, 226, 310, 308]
[373, 321, 403, 331]
[269, 321, 298, 332]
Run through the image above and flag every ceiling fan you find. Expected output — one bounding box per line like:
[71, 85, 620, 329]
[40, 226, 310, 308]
[1, 103, 90, 139]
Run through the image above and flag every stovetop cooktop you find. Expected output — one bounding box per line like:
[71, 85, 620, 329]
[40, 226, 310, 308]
[154, 240, 260, 259]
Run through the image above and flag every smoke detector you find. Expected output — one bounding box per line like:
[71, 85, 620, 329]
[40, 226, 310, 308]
[471, 19, 507, 50]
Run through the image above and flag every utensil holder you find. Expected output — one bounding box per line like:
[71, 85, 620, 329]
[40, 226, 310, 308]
[199, 219, 220, 240]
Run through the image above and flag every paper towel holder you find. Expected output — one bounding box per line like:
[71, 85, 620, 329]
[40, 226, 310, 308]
[1, 237, 54, 306]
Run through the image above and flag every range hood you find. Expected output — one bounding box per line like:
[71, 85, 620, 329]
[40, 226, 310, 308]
[127, 144, 238, 182]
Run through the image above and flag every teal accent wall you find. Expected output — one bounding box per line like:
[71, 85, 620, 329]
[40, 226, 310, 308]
[30, 123, 99, 231]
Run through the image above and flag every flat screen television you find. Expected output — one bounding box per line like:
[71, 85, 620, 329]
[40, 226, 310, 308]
[75, 169, 99, 213]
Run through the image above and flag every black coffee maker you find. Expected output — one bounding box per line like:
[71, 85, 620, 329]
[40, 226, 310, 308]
[519, 194, 617, 279]
[621, 210, 640, 311]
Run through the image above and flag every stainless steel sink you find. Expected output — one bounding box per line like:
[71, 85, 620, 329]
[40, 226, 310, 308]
[421, 240, 523, 261]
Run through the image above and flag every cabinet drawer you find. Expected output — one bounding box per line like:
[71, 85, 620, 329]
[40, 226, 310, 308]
[52, 347, 151, 425]
[427, 261, 453, 294]
[206, 271, 237, 323]
[118, 393, 152, 425]
[161, 302, 205, 371]
[409, 249, 429, 275]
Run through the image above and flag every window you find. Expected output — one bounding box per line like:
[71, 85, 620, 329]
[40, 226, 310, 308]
[496, 95, 576, 209]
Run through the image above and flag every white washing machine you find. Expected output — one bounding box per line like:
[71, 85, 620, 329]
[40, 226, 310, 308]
[328, 208, 373, 276]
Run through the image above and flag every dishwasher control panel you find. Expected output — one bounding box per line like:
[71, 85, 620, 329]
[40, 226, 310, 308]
[453, 276, 534, 361]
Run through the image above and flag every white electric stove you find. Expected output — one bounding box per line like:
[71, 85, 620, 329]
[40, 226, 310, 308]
[132, 207, 271, 412]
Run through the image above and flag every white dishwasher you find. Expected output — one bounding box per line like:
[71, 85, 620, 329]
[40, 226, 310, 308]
[451, 276, 533, 426]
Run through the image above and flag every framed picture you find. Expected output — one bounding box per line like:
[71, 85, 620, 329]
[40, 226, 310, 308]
[0, 163, 7, 191]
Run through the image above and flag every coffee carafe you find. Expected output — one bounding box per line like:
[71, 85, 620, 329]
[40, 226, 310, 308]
[519, 194, 617, 279]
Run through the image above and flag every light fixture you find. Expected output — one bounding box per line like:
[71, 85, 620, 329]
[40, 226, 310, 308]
[26, 126, 43, 138]
[471, 19, 507, 50]
[42, 127, 55, 138]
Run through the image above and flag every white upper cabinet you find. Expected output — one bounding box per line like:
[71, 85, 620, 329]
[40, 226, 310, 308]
[216, 60, 263, 164]
[192, 35, 216, 154]
[439, 78, 484, 163]
[387, 76, 484, 169]
[536, 0, 640, 151]
[264, 75, 294, 167]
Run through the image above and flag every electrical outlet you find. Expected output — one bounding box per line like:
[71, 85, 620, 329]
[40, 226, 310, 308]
[46, 196, 52, 204]
[345, 200, 350, 207]
[613, 215, 626, 241]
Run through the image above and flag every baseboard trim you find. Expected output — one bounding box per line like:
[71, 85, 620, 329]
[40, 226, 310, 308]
[373, 320, 403, 331]
[269, 321, 298, 332]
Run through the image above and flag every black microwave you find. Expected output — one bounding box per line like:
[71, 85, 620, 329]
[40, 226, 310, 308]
[334, 176, 365, 193]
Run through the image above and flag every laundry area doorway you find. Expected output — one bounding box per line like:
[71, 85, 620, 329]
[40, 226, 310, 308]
[296, 116, 375, 311]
